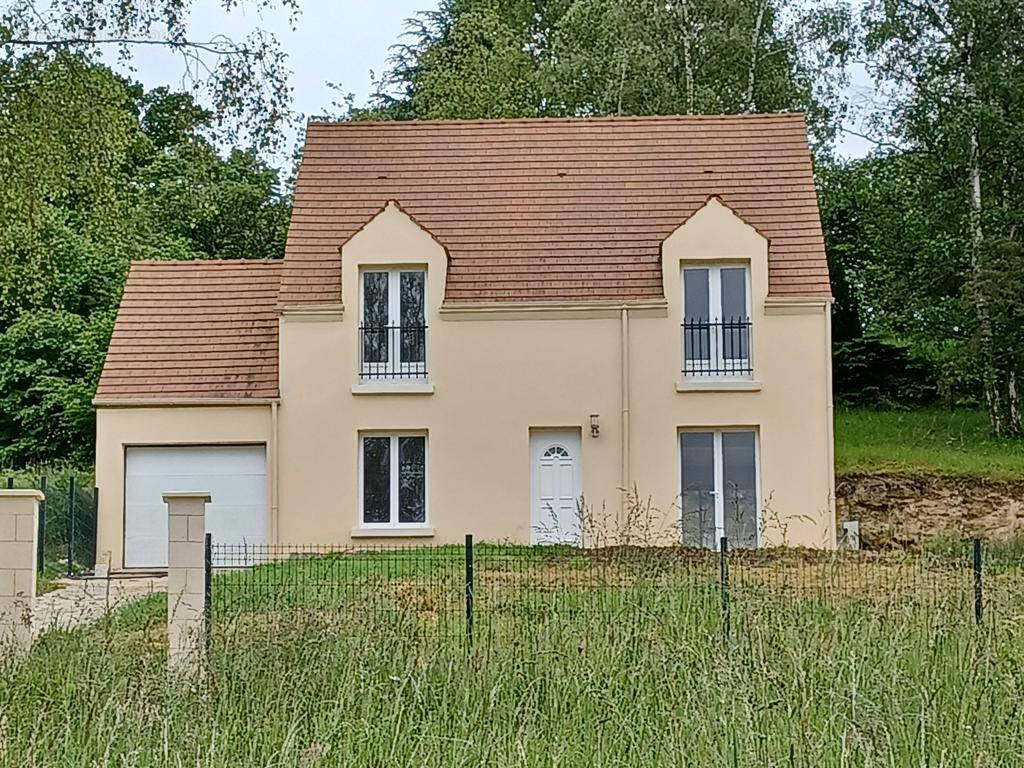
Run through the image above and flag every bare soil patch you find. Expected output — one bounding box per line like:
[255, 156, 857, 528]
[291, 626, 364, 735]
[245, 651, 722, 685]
[837, 473, 1024, 548]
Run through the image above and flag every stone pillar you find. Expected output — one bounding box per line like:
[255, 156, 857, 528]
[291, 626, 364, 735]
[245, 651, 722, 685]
[164, 492, 210, 673]
[0, 490, 42, 655]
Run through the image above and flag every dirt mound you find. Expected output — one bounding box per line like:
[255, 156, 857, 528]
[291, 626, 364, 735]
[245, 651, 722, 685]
[836, 473, 1024, 549]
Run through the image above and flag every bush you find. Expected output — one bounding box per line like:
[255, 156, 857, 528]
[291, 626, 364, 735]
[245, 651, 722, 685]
[833, 337, 940, 408]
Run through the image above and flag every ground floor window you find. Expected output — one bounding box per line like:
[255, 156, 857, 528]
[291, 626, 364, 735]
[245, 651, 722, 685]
[680, 429, 758, 549]
[360, 434, 426, 526]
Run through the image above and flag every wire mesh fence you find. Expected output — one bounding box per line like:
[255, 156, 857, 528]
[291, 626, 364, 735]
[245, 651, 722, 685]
[207, 537, 1023, 650]
[211, 543, 468, 642]
[4, 472, 96, 575]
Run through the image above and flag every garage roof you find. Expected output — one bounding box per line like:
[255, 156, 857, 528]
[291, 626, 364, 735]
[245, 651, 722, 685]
[95, 260, 281, 401]
[280, 113, 830, 306]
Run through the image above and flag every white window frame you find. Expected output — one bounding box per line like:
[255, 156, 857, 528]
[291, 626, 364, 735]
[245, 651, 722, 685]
[681, 264, 753, 377]
[678, 428, 761, 549]
[357, 432, 429, 528]
[359, 268, 427, 379]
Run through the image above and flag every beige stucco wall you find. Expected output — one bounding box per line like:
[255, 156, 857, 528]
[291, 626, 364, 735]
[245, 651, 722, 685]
[276, 202, 625, 544]
[276, 198, 834, 548]
[95, 405, 272, 570]
[633, 198, 835, 547]
[95, 197, 835, 564]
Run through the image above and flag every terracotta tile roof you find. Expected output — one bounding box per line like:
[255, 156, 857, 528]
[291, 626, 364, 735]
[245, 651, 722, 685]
[95, 260, 282, 400]
[280, 114, 830, 305]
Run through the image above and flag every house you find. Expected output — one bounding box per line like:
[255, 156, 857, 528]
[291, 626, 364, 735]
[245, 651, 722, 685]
[93, 114, 836, 571]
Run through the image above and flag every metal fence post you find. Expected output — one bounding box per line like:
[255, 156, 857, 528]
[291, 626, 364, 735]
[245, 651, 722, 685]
[465, 534, 474, 647]
[973, 538, 983, 625]
[720, 536, 730, 640]
[38, 476, 46, 573]
[204, 533, 213, 651]
[92, 486, 99, 570]
[66, 475, 76, 577]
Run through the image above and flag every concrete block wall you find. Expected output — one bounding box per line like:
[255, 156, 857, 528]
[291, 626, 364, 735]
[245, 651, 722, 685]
[0, 490, 42, 655]
[165, 492, 210, 672]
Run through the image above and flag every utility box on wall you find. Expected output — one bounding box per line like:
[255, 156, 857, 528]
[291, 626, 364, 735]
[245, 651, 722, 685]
[839, 520, 861, 551]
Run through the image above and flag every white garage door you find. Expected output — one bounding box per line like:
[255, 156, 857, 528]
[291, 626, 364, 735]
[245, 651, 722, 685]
[124, 445, 268, 569]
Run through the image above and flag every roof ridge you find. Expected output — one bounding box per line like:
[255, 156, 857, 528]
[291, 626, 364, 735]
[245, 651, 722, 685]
[307, 113, 807, 129]
[129, 258, 283, 267]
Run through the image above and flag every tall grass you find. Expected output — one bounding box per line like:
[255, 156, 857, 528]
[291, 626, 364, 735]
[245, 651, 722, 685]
[2, 548, 1023, 767]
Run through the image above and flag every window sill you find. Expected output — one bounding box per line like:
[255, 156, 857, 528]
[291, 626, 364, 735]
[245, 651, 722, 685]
[676, 379, 762, 392]
[352, 381, 435, 395]
[350, 527, 435, 539]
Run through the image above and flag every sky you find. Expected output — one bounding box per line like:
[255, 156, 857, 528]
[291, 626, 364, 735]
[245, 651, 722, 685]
[113, 0, 875, 163]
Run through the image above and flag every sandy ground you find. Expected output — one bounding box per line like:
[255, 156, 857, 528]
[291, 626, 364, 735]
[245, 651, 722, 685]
[33, 575, 166, 636]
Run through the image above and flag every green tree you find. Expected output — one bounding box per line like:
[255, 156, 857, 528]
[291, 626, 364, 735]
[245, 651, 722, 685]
[364, 0, 853, 145]
[0, 57, 290, 469]
[409, 2, 540, 119]
[861, 0, 1024, 434]
[135, 142, 290, 261]
[817, 153, 977, 403]
[0, 310, 113, 467]
[542, 0, 851, 142]
[1, 0, 296, 150]
[0, 51, 139, 236]
[0, 55, 140, 329]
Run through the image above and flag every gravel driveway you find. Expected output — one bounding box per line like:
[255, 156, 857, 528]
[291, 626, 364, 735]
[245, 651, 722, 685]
[33, 575, 166, 636]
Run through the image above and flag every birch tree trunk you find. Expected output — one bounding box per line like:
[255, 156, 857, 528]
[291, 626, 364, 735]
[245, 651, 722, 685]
[966, 119, 998, 428]
[963, 27, 1017, 435]
[742, 0, 768, 112]
[679, 0, 695, 114]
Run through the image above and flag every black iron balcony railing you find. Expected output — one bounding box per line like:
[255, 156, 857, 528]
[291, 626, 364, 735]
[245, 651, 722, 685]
[682, 318, 753, 377]
[359, 324, 428, 380]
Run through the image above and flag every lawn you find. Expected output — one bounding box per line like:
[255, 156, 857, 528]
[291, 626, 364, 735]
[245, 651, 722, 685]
[835, 407, 1024, 480]
[2, 546, 1023, 767]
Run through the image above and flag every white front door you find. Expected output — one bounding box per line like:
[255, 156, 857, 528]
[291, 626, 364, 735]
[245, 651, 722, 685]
[530, 429, 583, 545]
[123, 444, 268, 568]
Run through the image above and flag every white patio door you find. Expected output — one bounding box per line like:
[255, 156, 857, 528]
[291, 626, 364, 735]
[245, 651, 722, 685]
[530, 429, 582, 544]
[679, 430, 759, 549]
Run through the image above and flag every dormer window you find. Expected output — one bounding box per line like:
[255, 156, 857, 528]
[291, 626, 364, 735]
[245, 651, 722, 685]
[360, 268, 427, 379]
[681, 265, 752, 377]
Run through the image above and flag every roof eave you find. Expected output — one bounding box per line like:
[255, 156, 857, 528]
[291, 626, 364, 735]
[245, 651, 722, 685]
[93, 396, 281, 408]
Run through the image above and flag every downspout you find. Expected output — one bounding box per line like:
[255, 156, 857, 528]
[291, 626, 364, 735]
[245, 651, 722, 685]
[271, 400, 280, 544]
[824, 305, 836, 548]
[620, 307, 631, 517]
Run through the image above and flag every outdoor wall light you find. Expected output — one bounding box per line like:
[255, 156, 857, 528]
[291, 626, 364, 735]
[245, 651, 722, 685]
[590, 414, 600, 438]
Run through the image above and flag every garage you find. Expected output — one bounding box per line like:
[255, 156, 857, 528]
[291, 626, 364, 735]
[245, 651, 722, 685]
[123, 445, 268, 569]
